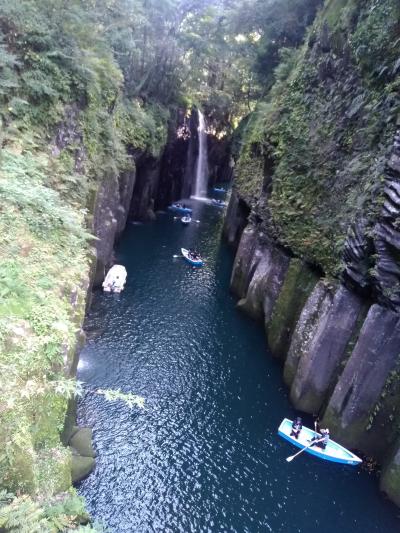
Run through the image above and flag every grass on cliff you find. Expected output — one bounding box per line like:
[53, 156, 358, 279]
[0, 489, 102, 532]
[234, 0, 400, 276]
[0, 142, 91, 496]
[0, 0, 170, 507]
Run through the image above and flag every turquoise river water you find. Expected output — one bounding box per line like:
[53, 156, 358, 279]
[77, 199, 400, 532]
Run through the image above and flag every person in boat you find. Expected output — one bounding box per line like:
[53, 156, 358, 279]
[312, 428, 330, 450]
[189, 249, 200, 260]
[290, 417, 302, 439]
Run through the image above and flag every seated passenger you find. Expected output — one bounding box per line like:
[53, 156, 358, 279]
[290, 417, 302, 439]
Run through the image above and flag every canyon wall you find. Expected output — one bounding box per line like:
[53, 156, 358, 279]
[225, 0, 400, 506]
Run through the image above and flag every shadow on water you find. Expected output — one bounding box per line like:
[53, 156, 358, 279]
[77, 200, 400, 532]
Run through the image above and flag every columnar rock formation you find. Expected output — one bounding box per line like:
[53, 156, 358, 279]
[224, 0, 400, 505]
[225, 127, 400, 505]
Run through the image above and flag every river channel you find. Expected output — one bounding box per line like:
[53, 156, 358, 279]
[77, 199, 400, 532]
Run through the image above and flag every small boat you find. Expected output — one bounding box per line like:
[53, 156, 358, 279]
[168, 203, 192, 214]
[181, 215, 191, 225]
[102, 265, 127, 293]
[211, 199, 226, 208]
[278, 418, 362, 466]
[181, 248, 203, 267]
[213, 187, 226, 193]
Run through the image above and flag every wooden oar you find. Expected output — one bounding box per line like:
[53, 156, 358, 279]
[286, 438, 322, 462]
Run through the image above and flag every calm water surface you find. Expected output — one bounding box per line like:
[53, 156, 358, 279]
[78, 200, 400, 532]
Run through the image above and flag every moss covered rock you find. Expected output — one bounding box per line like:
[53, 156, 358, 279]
[71, 454, 96, 484]
[70, 428, 96, 459]
[267, 259, 319, 360]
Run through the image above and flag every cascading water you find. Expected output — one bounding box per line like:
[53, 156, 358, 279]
[193, 110, 209, 197]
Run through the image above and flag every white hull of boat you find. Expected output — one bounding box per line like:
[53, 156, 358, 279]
[102, 264, 127, 293]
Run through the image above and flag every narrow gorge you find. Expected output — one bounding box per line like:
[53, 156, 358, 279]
[1, 0, 400, 531]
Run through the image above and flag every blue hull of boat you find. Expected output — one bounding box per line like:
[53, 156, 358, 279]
[168, 205, 192, 214]
[183, 257, 203, 267]
[278, 419, 362, 466]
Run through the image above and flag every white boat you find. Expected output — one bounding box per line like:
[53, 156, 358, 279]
[181, 215, 191, 225]
[278, 418, 362, 466]
[102, 265, 127, 293]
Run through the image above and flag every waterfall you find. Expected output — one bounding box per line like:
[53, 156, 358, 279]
[193, 110, 209, 197]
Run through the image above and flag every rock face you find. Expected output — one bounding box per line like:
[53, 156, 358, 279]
[342, 131, 400, 311]
[224, 0, 400, 510]
[223, 191, 250, 247]
[237, 241, 290, 322]
[323, 305, 400, 451]
[208, 135, 234, 186]
[283, 281, 332, 388]
[230, 225, 259, 298]
[155, 110, 197, 208]
[267, 259, 318, 360]
[381, 441, 400, 507]
[290, 285, 365, 414]
[129, 154, 159, 221]
[92, 169, 135, 287]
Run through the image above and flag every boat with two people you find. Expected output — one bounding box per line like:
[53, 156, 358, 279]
[213, 187, 226, 193]
[168, 202, 193, 214]
[211, 199, 226, 208]
[102, 264, 127, 293]
[181, 215, 191, 225]
[181, 248, 203, 267]
[278, 418, 362, 466]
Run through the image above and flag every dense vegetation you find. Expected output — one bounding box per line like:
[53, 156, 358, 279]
[0, 0, 323, 527]
[2, 0, 399, 527]
[235, 0, 400, 275]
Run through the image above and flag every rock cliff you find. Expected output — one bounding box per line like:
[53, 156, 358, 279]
[225, 0, 400, 506]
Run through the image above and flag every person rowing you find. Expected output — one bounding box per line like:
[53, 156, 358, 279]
[189, 249, 200, 260]
[311, 425, 330, 450]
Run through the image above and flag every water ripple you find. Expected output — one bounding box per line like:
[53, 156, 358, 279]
[78, 203, 399, 532]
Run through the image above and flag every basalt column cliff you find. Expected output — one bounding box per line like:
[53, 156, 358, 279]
[224, 0, 400, 505]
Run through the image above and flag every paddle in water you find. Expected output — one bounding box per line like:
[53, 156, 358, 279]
[286, 438, 323, 462]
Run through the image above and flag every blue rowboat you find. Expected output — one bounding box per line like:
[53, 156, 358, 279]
[213, 187, 226, 193]
[278, 418, 362, 466]
[181, 215, 191, 225]
[168, 203, 192, 214]
[211, 199, 226, 208]
[181, 248, 203, 267]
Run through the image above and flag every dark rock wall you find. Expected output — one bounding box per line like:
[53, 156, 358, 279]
[225, 171, 400, 503]
[224, 0, 400, 505]
[208, 136, 234, 186]
[129, 153, 159, 221]
[155, 109, 198, 209]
